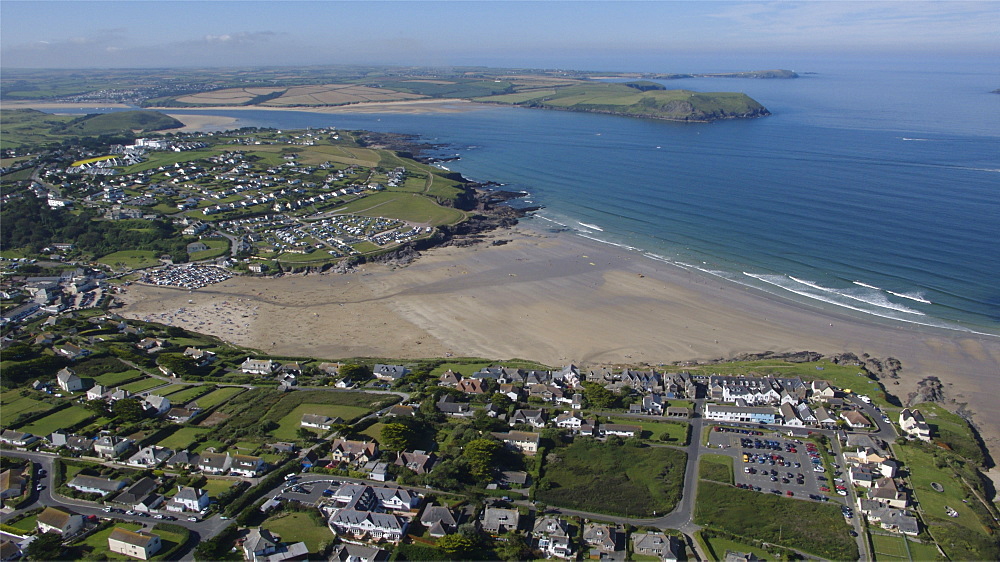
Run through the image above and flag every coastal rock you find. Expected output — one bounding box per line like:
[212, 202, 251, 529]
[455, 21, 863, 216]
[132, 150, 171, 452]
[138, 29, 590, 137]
[907, 376, 946, 406]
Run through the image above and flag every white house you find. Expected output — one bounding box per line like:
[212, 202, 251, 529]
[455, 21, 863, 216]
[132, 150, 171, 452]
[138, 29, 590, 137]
[241, 358, 278, 375]
[56, 367, 85, 392]
[36, 507, 84, 536]
[108, 528, 162, 560]
[165, 486, 209, 512]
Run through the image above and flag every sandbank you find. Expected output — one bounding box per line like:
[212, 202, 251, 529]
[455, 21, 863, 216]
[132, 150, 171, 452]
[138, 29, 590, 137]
[162, 113, 239, 133]
[148, 98, 489, 115]
[117, 222, 1000, 460]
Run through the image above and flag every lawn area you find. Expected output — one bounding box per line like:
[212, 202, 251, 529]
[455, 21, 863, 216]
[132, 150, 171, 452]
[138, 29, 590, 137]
[429, 361, 493, 377]
[262, 511, 332, 552]
[536, 439, 686, 517]
[905, 538, 944, 561]
[271, 403, 370, 440]
[360, 422, 385, 442]
[0, 393, 53, 418]
[908, 401, 985, 464]
[871, 533, 908, 560]
[189, 239, 229, 261]
[694, 480, 857, 560]
[193, 439, 227, 453]
[155, 426, 210, 450]
[73, 522, 186, 561]
[20, 406, 94, 435]
[608, 416, 689, 445]
[6, 513, 38, 532]
[701, 532, 773, 561]
[121, 377, 168, 393]
[94, 370, 144, 386]
[333, 191, 466, 226]
[201, 478, 235, 497]
[699, 454, 734, 484]
[96, 250, 160, 270]
[195, 386, 245, 408]
[162, 385, 213, 404]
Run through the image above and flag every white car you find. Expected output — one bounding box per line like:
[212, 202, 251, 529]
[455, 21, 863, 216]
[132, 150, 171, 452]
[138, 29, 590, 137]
[187, 516, 199, 522]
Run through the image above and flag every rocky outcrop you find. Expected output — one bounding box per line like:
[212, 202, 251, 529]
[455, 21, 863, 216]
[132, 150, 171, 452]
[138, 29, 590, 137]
[907, 376, 946, 406]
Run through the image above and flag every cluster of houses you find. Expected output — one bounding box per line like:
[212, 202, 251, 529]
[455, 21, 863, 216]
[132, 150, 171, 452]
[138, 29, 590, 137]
[322, 483, 422, 543]
[0, 269, 105, 326]
[842, 435, 920, 536]
[702, 375, 870, 429]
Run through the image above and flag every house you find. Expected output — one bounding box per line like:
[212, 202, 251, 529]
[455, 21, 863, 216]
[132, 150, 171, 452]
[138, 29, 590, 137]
[583, 523, 624, 556]
[814, 406, 837, 427]
[56, 367, 86, 392]
[56, 343, 90, 361]
[0, 430, 39, 448]
[394, 450, 436, 474]
[36, 507, 84, 536]
[166, 406, 200, 423]
[299, 450, 319, 469]
[554, 413, 585, 430]
[241, 358, 278, 375]
[166, 450, 200, 469]
[779, 403, 804, 427]
[510, 409, 547, 428]
[420, 504, 457, 537]
[601, 424, 641, 438]
[850, 465, 877, 488]
[481, 506, 520, 534]
[94, 435, 133, 458]
[243, 527, 309, 562]
[67, 475, 127, 496]
[438, 370, 462, 386]
[0, 469, 26, 500]
[87, 385, 108, 400]
[329, 439, 380, 466]
[113, 477, 162, 512]
[330, 544, 389, 562]
[127, 446, 172, 468]
[65, 435, 95, 453]
[108, 527, 162, 560]
[703, 403, 779, 425]
[868, 478, 909, 509]
[142, 395, 171, 416]
[499, 470, 530, 488]
[880, 459, 901, 478]
[491, 430, 541, 455]
[632, 532, 681, 561]
[165, 486, 209, 512]
[385, 405, 415, 417]
[665, 406, 691, 419]
[198, 452, 232, 474]
[436, 395, 472, 417]
[136, 337, 168, 352]
[456, 378, 488, 394]
[374, 364, 409, 382]
[899, 409, 932, 441]
[532, 516, 573, 558]
[841, 410, 872, 429]
[230, 454, 266, 477]
[328, 509, 409, 543]
[0, 539, 23, 561]
[364, 461, 390, 482]
[301, 414, 338, 430]
[183, 347, 216, 367]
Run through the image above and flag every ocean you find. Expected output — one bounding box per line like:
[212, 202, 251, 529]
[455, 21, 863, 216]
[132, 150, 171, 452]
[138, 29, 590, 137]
[70, 61, 1000, 335]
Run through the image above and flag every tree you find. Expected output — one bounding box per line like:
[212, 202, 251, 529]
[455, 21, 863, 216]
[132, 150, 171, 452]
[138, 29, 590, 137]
[26, 532, 63, 560]
[436, 533, 478, 558]
[111, 397, 146, 422]
[462, 438, 502, 482]
[494, 531, 531, 561]
[380, 422, 416, 452]
[296, 427, 317, 441]
[338, 364, 372, 382]
[581, 381, 619, 410]
[83, 399, 109, 415]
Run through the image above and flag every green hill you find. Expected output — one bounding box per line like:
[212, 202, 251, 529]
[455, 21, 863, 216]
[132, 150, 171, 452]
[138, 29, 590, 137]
[51, 110, 183, 135]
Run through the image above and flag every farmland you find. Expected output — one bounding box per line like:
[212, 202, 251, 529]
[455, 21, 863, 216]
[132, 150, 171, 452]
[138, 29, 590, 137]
[19, 405, 95, 435]
[271, 403, 372, 440]
[194, 386, 245, 408]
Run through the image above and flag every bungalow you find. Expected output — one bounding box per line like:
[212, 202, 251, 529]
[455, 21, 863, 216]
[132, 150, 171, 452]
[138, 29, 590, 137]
[420, 503, 457, 537]
[601, 424, 641, 438]
[94, 436, 133, 458]
[243, 528, 309, 562]
[56, 343, 90, 361]
[491, 430, 540, 455]
[385, 405, 416, 417]
[436, 395, 472, 417]
[510, 409, 547, 428]
[67, 475, 127, 496]
[166, 406, 200, 423]
[36, 507, 84, 536]
[841, 410, 873, 429]
[65, 435, 95, 453]
[665, 406, 691, 419]
[197, 452, 232, 475]
[532, 516, 573, 559]
[0, 430, 39, 448]
[165, 450, 200, 470]
[126, 446, 173, 468]
[182, 347, 216, 367]
[230, 454, 266, 477]
[108, 528, 162, 560]
[165, 486, 209, 513]
[481, 506, 520, 534]
[113, 477, 162, 512]
[632, 532, 681, 561]
[374, 364, 409, 382]
[0, 469, 26, 500]
[57, 367, 85, 392]
[301, 413, 337, 430]
[241, 358, 278, 375]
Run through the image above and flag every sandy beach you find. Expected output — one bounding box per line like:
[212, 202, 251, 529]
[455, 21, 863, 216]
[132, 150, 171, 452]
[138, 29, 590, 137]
[149, 98, 488, 115]
[117, 221, 1000, 459]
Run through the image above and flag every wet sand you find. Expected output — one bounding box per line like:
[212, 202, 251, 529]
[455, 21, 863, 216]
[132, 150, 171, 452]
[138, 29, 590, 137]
[117, 223, 1000, 459]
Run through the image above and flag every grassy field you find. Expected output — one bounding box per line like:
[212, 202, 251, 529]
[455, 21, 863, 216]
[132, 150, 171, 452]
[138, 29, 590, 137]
[699, 454, 734, 484]
[120, 377, 167, 393]
[271, 403, 370, 440]
[608, 416, 689, 445]
[162, 385, 213, 404]
[94, 370, 144, 386]
[189, 239, 230, 261]
[19, 405, 94, 435]
[96, 250, 160, 270]
[907, 402, 984, 463]
[905, 538, 944, 561]
[871, 533, 909, 560]
[694, 481, 857, 560]
[201, 478, 235, 497]
[155, 426, 211, 450]
[333, 192, 466, 226]
[194, 386, 245, 408]
[701, 533, 773, 561]
[360, 422, 385, 442]
[536, 438, 685, 517]
[6, 513, 38, 532]
[73, 521, 186, 561]
[0, 392, 54, 418]
[262, 511, 331, 552]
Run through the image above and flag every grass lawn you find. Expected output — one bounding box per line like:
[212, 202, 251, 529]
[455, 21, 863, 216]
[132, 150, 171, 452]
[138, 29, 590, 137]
[74, 522, 186, 561]
[195, 386, 245, 408]
[94, 370, 144, 386]
[905, 538, 944, 561]
[162, 385, 213, 404]
[20, 406, 94, 435]
[701, 533, 773, 561]
[871, 533, 908, 560]
[608, 416, 689, 445]
[699, 454, 734, 484]
[0, 393, 53, 417]
[271, 403, 370, 440]
[121, 377, 168, 393]
[333, 191, 466, 226]
[155, 426, 210, 450]
[694, 480, 857, 561]
[360, 422, 385, 442]
[96, 250, 160, 270]
[262, 511, 332, 552]
[193, 439, 227, 453]
[201, 478, 235, 497]
[536, 439, 685, 517]
[908, 402, 985, 464]
[189, 239, 229, 261]
[7, 513, 38, 532]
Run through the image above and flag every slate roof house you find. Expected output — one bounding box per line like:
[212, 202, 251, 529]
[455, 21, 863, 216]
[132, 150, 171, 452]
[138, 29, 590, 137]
[419, 503, 457, 537]
[108, 528, 162, 560]
[36, 507, 84, 536]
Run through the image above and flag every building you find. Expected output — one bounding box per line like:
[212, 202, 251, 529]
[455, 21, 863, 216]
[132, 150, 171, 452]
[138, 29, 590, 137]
[532, 516, 573, 558]
[142, 395, 172, 416]
[632, 532, 681, 561]
[899, 409, 932, 441]
[601, 424, 641, 437]
[491, 431, 540, 455]
[242, 527, 309, 562]
[113, 477, 162, 512]
[703, 403, 779, 425]
[127, 446, 173, 468]
[165, 486, 209, 512]
[67, 475, 127, 496]
[36, 507, 84, 536]
[56, 367, 85, 392]
[198, 452, 232, 474]
[394, 450, 436, 475]
[94, 435, 133, 458]
[241, 358, 278, 375]
[481, 507, 520, 534]
[329, 439, 380, 466]
[230, 454, 267, 477]
[108, 528, 162, 560]
[329, 544, 389, 562]
[0, 430, 38, 448]
[583, 523, 624, 557]
[374, 364, 409, 382]
[0, 469, 26, 500]
[841, 410, 873, 429]
[419, 504, 457, 537]
[301, 414, 337, 430]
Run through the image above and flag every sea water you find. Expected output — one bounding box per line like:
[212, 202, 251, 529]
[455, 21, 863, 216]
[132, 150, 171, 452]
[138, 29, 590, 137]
[75, 60, 1000, 334]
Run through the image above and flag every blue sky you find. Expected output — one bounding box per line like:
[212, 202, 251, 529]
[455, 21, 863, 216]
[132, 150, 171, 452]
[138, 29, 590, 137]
[2, 1, 998, 70]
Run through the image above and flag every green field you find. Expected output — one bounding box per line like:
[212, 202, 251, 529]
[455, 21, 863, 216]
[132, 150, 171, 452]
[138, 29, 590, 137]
[608, 416, 689, 445]
[700, 533, 773, 561]
[19, 405, 94, 435]
[262, 511, 331, 552]
[94, 370, 144, 386]
[699, 454, 734, 484]
[694, 480, 857, 560]
[120, 377, 167, 393]
[271, 403, 370, 440]
[333, 192, 466, 226]
[536, 438, 686, 517]
[155, 426, 211, 450]
[0, 392, 54, 418]
[6, 513, 38, 532]
[189, 239, 230, 261]
[871, 533, 909, 560]
[201, 478, 235, 497]
[73, 521, 187, 561]
[907, 402, 984, 463]
[194, 386, 245, 408]
[162, 385, 213, 404]
[96, 250, 160, 270]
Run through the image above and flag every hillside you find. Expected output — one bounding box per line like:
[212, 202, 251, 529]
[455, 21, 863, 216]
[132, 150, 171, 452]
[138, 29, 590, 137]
[1, 109, 183, 149]
[51, 110, 184, 135]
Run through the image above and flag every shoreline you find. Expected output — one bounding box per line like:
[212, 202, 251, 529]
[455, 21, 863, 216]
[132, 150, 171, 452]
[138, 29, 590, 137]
[148, 98, 490, 115]
[117, 220, 1000, 461]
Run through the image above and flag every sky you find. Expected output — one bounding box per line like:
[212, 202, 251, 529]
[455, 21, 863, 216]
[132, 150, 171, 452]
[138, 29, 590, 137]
[1, 1, 998, 71]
